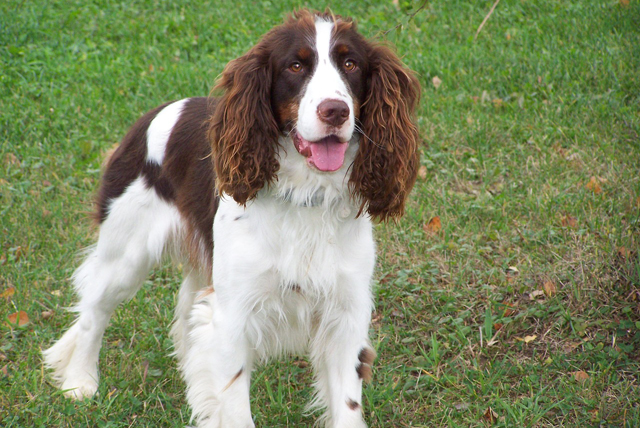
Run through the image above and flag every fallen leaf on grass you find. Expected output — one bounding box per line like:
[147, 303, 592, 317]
[502, 302, 517, 317]
[561, 215, 578, 228]
[529, 290, 545, 300]
[13, 246, 25, 261]
[573, 370, 590, 382]
[432, 76, 442, 90]
[617, 247, 633, 259]
[293, 359, 309, 368]
[515, 335, 537, 343]
[418, 165, 427, 179]
[6, 311, 30, 327]
[543, 281, 557, 297]
[1, 286, 15, 300]
[423, 216, 442, 234]
[41, 310, 54, 320]
[620, 0, 629, 6]
[483, 407, 498, 424]
[4, 153, 20, 166]
[585, 176, 602, 194]
[506, 266, 519, 283]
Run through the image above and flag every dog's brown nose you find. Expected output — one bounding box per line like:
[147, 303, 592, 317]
[317, 99, 349, 127]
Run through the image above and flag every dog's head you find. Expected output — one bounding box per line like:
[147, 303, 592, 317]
[209, 9, 420, 220]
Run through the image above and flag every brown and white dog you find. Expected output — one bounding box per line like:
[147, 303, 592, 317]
[44, 9, 420, 428]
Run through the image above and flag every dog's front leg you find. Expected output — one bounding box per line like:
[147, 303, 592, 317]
[310, 283, 374, 428]
[181, 290, 255, 428]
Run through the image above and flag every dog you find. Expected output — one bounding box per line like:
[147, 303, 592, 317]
[44, 9, 420, 428]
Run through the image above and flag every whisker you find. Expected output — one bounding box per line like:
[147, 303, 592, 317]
[354, 123, 383, 148]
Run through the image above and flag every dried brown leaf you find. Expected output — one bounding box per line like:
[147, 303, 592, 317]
[418, 165, 427, 180]
[543, 281, 557, 297]
[1, 286, 15, 300]
[617, 247, 631, 259]
[483, 406, 498, 424]
[585, 176, 602, 194]
[4, 153, 20, 166]
[293, 359, 309, 368]
[573, 370, 589, 382]
[432, 76, 442, 90]
[561, 215, 578, 228]
[503, 303, 517, 317]
[423, 216, 442, 234]
[530, 290, 545, 300]
[7, 311, 29, 327]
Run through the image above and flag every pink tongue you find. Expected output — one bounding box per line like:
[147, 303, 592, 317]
[308, 137, 348, 171]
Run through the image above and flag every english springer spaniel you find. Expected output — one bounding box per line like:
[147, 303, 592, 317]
[44, 9, 420, 428]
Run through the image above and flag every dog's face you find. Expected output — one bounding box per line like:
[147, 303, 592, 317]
[210, 10, 421, 220]
[269, 15, 368, 172]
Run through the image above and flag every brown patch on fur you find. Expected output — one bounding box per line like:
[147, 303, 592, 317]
[277, 101, 299, 133]
[336, 44, 350, 55]
[222, 367, 243, 392]
[358, 347, 376, 365]
[356, 346, 376, 382]
[95, 102, 171, 223]
[350, 42, 421, 222]
[356, 363, 372, 382]
[347, 398, 360, 411]
[153, 97, 217, 275]
[297, 47, 312, 60]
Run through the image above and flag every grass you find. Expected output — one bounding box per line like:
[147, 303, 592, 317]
[1, 0, 639, 426]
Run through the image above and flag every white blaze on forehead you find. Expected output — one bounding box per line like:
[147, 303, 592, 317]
[315, 19, 334, 67]
[296, 18, 355, 143]
[146, 98, 188, 165]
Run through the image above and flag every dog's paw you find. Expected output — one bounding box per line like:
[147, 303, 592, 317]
[61, 376, 98, 400]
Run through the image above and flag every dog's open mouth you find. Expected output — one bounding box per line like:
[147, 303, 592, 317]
[293, 132, 349, 172]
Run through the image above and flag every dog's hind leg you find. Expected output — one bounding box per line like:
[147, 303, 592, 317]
[43, 177, 182, 399]
[170, 268, 210, 363]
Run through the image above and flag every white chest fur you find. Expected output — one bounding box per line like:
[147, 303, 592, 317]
[211, 195, 376, 358]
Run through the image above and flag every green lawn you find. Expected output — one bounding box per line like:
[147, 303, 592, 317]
[2, 0, 639, 426]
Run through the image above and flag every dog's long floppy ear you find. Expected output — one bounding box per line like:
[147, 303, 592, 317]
[209, 44, 279, 205]
[350, 43, 421, 222]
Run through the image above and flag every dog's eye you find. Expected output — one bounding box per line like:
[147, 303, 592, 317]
[344, 60, 357, 72]
[289, 62, 303, 73]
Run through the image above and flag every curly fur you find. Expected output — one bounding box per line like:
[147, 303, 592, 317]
[208, 42, 280, 205]
[350, 44, 421, 221]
